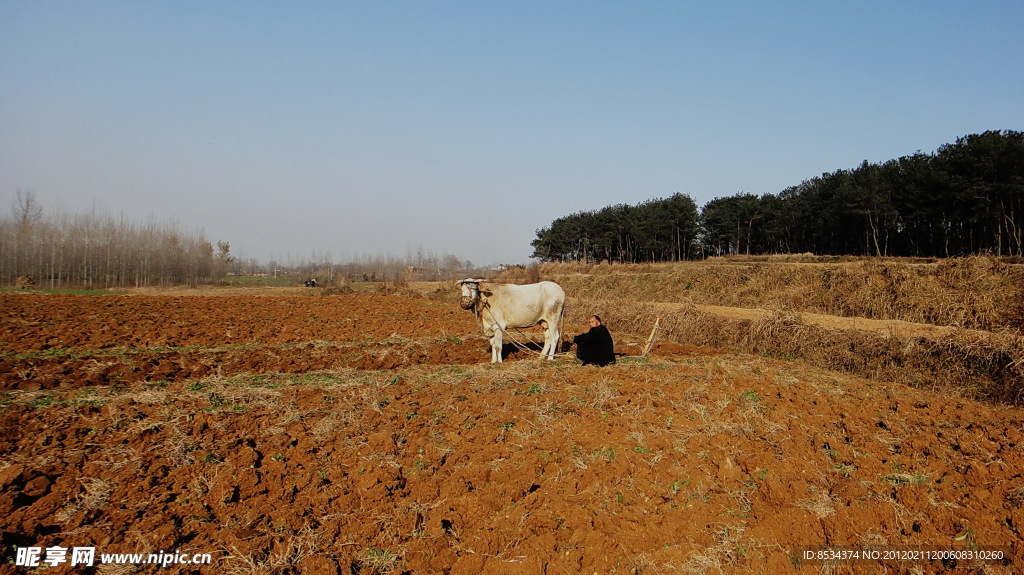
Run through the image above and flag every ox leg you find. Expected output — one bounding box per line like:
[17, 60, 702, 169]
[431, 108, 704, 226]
[540, 320, 557, 360]
[490, 328, 503, 363]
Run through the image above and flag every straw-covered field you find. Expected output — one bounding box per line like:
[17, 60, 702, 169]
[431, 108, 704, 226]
[2, 256, 1023, 574]
[540, 256, 1024, 403]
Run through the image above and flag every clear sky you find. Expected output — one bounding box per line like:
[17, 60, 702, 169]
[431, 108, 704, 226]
[2, 1, 1022, 265]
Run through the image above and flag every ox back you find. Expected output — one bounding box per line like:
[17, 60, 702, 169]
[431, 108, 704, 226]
[458, 279, 566, 363]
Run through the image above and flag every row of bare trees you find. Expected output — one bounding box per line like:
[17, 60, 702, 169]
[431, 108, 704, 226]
[1, 192, 230, 288]
[274, 247, 484, 284]
[1, 192, 487, 289]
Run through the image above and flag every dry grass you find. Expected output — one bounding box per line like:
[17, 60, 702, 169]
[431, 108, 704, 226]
[540, 257, 1024, 404]
[54, 477, 115, 523]
[223, 527, 327, 575]
[682, 525, 748, 575]
[543, 256, 1024, 331]
[491, 263, 542, 285]
[794, 491, 838, 519]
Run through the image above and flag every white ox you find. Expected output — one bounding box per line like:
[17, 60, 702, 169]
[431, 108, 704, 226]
[457, 278, 565, 363]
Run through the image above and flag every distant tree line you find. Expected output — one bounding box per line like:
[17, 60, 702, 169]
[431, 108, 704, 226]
[0, 191, 230, 288]
[0, 192, 487, 288]
[531, 193, 702, 262]
[532, 130, 1024, 261]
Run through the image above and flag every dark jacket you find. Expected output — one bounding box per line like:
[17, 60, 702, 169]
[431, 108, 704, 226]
[573, 324, 615, 366]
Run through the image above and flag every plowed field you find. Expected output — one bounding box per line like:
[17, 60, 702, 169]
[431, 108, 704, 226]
[2, 292, 1023, 574]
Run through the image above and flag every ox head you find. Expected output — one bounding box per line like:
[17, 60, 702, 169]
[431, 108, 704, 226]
[456, 278, 488, 310]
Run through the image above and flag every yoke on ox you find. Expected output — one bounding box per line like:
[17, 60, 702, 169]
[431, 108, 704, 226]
[457, 278, 565, 363]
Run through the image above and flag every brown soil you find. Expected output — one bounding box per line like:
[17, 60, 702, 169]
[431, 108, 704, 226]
[2, 292, 1023, 574]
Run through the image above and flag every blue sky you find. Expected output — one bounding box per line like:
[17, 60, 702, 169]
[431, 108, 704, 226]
[2, 1, 1022, 265]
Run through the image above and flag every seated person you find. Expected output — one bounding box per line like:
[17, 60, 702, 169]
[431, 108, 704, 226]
[573, 315, 616, 366]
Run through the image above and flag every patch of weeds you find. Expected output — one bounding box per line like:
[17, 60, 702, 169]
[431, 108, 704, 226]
[592, 448, 617, 462]
[40, 347, 74, 359]
[0, 391, 13, 408]
[73, 396, 106, 407]
[406, 411, 420, 420]
[955, 527, 979, 551]
[203, 452, 224, 464]
[882, 472, 929, 486]
[633, 446, 653, 454]
[740, 389, 763, 408]
[499, 421, 515, 431]
[540, 400, 562, 416]
[671, 476, 690, 495]
[833, 462, 856, 478]
[361, 547, 401, 573]
[186, 382, 208, 392]
[13, 347, 76, 361]
[524, 382, 543, 396]
[206, 392, 229, 409]
[28, 393, 60, 409]
[271, 452, 285, 462]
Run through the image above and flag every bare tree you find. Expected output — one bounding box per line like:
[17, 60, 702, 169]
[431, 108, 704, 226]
[0, 194, 220, 288]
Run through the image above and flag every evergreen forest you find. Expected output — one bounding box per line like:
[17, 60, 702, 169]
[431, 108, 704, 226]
[531, 130, 1024, 262]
